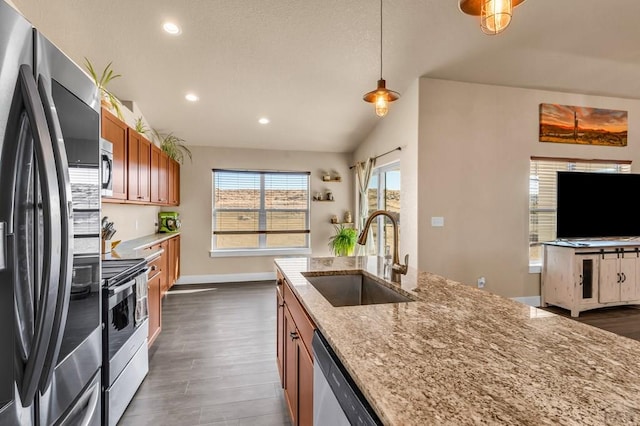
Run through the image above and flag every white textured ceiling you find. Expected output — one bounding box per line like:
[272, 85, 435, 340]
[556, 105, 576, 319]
[10, 0, 640, 152]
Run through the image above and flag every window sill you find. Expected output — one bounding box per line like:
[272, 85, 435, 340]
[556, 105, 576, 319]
[529, 264, 542, 274]
[210, 248, 312, 258]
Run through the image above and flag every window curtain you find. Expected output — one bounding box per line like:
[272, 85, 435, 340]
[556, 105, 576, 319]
[355, 158, 376, 255]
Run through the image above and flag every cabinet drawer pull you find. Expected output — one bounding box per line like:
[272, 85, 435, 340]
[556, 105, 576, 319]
[277, 278, 283, 286]
[278, 303, 284, 308]
[151, 265, 157, 271]
[289, 331, 299, 340]
[579, 274, 583, 285]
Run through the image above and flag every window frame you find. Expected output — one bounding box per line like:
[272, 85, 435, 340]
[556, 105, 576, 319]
[210, 169, 311, 257]
[367, 161, 401, 256]
[528, 156, 631, 270]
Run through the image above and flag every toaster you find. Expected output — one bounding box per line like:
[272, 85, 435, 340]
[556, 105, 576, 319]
[158, 212, 181, 233]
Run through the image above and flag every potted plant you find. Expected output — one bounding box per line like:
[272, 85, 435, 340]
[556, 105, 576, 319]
[84, 58, 123, 120]
[134, 116, 148, 135]
[151, 128, 192, 164]
[328, 224, 358, 256]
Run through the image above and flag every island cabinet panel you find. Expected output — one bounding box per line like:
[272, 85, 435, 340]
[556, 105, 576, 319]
[277, 267, 316, 426]
[276, 274, 285, 386]
[127, 129, 151, 202]
[543, 243, 640, 317]
[101, 108, 127, 200]
[283, 306, 298, 424]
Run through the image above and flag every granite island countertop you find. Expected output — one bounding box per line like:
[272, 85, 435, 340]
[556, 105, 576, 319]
[275, 256, 640, 425]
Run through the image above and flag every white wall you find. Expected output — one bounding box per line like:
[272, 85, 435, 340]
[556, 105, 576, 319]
[416, 78, 640, 298]
[176, 146, 353, 279]
[352, 80, 420, 266]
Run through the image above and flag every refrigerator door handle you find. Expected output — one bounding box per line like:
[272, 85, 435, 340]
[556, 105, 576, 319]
[36, 77, 74, 390]
[14, 64, 62, 405]
[0, 222, 5, 271]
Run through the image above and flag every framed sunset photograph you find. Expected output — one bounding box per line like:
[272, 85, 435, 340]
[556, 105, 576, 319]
[539, 103, 628, 147]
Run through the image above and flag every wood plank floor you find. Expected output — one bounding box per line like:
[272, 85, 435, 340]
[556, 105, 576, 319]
[543, 305, 640, 341]
[119, 281, 291, 426]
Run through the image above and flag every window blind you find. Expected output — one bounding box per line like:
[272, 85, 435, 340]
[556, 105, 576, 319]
[212, 170, 310, 250]
[529, 157, 631, 263]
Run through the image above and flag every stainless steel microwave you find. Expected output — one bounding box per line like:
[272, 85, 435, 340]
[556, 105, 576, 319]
[101, 139, 113, 196]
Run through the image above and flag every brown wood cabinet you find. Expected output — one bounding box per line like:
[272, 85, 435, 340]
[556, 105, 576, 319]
[147, 256, 163, 347]
[151, 144, 170, 205]
[101, 108, 127, 200]
[168, 235, 180, 290]
[100, 108, 180, 206]
[127, 129, 151, 202]
[168, 159, 180, 206]
[277, 269, 315, 426]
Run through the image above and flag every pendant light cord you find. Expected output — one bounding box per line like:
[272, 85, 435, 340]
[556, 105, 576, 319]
[379, 0, 383, 79]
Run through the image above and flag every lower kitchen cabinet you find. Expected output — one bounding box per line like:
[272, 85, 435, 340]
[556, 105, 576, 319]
[147, 262, 162, 347]
[277, 268, 315, 426]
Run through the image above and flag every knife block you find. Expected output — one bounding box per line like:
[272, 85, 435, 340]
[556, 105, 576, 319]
[101, 238, 112, 254]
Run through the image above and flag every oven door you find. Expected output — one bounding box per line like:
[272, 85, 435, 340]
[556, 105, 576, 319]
[104, 276, 148, 386]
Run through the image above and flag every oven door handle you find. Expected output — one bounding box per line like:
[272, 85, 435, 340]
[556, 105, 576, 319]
[109, 279, 137, 296]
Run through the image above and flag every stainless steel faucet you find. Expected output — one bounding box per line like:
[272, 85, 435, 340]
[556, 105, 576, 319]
[357, 210, 409, 282]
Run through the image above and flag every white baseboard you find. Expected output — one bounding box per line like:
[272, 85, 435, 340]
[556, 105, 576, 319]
[175, 272, 276, 285]
[511, 296, 541, 307]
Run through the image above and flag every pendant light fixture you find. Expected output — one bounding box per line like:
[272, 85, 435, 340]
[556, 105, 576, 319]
[363, 0, 399, 117]
[459, 0, 526, 35]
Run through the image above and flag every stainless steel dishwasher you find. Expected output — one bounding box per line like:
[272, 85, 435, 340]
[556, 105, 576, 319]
[312, 331, 382, 426]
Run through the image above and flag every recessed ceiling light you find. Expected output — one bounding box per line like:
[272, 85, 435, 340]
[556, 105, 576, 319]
[185, 93, 199, 102]
[163, 22, 181, 35]
[258, 118, 270, 124]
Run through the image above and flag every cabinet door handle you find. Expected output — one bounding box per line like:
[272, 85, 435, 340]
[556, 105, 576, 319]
[278, 303, 284, 308]
[276, 278, 283, 286]
[617, 273, 621, 283]
[622, 272, 627, 283]
[579, 274, 583, 285]
[289, 331, 299, 340]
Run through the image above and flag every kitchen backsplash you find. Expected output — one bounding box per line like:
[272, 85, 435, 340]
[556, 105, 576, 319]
[101, 203, 161, 242]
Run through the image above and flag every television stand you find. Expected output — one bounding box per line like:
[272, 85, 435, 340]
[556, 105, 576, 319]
[542, 241, 640, 317]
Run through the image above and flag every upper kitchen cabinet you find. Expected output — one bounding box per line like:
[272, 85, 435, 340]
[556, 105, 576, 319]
[168, 159, 180, 206]
[100, 108, 180, 206]
[101, 108, 128, 200]
[127, 129, 151, 202]
[151, 144, 169, 204]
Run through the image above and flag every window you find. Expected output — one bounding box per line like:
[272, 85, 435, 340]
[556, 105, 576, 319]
[212, 170, 310, 255]
[529, 157, 631, 265]
[366, 162, 400, 256]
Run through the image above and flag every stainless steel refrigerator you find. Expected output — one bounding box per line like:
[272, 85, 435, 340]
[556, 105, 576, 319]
[0, 1, 102, 424]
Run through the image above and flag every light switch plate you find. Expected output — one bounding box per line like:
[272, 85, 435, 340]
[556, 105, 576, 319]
[431, 217, 444, 227]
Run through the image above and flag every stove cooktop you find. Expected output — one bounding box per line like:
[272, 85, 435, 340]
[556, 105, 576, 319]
[102, 258, 147, 288]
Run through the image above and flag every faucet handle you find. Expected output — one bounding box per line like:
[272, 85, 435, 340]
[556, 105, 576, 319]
[393, 254, 409, 275]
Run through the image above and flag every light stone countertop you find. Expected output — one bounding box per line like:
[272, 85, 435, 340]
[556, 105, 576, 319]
[275, 256, 640, 425]
[102, 232, 180, 261]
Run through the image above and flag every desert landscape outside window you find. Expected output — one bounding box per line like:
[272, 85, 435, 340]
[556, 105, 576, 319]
[212, 169, 310, 251]
[367, 162, 400, 256]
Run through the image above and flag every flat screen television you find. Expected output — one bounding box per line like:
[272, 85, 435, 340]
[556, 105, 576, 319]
[556, 171, 640, 239]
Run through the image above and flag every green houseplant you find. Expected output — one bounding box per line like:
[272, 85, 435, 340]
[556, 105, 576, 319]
[134, 116, 148, 135]
[328, 224, 358, 256]
[151, 128, 192, 164]
[84, 58, 123, 120]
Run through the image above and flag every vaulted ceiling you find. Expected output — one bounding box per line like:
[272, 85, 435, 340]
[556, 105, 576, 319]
[11, 0, 640, 152]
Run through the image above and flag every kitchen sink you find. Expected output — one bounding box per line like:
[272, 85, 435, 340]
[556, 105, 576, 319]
[302, 272, 415, 307]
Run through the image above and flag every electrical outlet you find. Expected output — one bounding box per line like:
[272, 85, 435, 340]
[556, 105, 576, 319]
[477, 277, 485, 288]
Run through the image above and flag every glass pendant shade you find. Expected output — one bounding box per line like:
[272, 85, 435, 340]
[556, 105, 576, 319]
[363, 79, 400, 118]
[481, 0, 512, 35]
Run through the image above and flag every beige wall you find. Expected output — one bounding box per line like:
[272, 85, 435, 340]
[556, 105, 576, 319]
[177, 146, 354, 277]
[417, 78, 640, 298]
[352, 80, 420, 263]
[102, 203, 160, 242]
